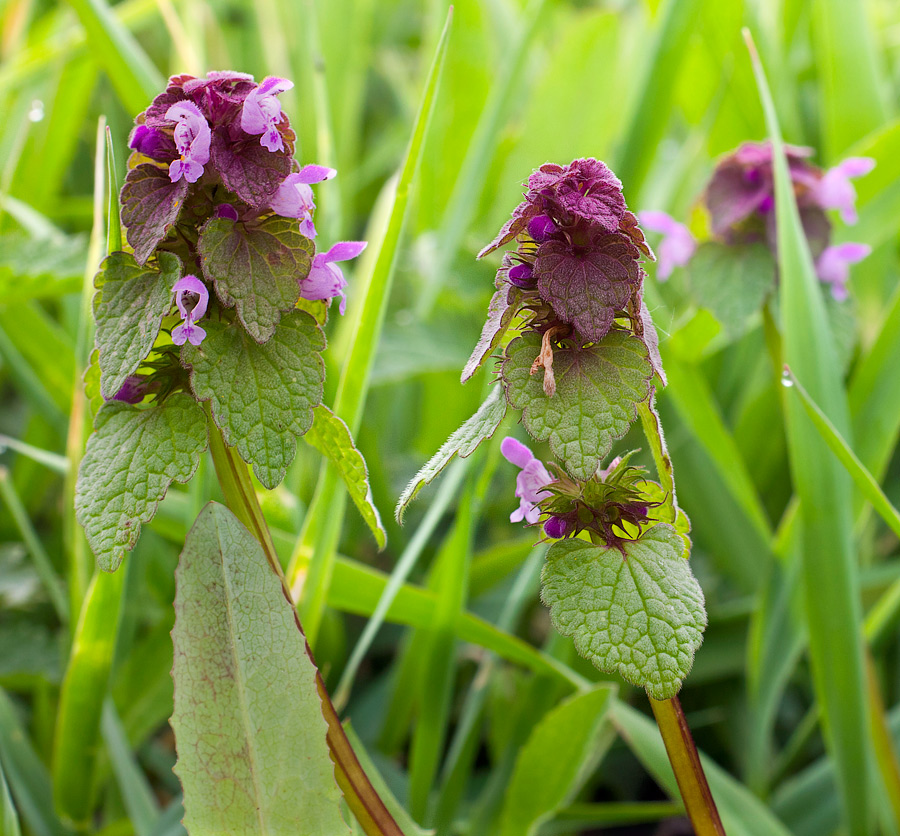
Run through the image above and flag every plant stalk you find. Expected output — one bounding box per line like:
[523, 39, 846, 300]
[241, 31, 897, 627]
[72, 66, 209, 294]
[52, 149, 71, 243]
[648, 696, 726, 835]
[206, 422, 403, 836]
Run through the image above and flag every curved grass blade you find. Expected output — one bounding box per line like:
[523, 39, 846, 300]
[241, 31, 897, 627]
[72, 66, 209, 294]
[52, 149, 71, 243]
[289, 6, 454, 646]
[745, 29, 870, 834]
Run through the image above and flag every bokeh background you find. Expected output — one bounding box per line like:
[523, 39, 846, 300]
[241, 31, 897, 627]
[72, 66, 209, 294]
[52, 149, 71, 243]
[2, 0, 900, 834]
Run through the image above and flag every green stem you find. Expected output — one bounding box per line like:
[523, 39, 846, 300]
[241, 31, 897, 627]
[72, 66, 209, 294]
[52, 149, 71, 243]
[206, 422, 403, 836]
[648, 696, 725, 836]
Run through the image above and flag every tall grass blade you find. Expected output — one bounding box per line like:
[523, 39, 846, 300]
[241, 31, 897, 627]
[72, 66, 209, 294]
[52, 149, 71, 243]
[746, 28, 870, 834]
[290, 6, 454, 645]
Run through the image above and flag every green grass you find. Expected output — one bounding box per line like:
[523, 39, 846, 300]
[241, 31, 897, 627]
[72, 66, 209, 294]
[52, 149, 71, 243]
[2, 0, 900, 834]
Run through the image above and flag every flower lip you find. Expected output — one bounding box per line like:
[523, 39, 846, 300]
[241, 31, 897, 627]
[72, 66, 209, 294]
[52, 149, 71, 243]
[241, 76, 294, 152]
[299, 241, 367, 315]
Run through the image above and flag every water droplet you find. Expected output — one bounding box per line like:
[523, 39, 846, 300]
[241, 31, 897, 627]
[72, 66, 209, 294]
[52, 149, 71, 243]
[781, 371, 793, 388]
[28, 100, 44, 122]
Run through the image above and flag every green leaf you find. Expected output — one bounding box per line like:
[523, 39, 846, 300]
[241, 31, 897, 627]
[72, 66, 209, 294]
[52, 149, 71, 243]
[199, 217, 314, 344]
[93, 251, 181, 399]
[84, 350, 104, 417]
[688, 242, 775, 338]
[395, 386, 507, 522]
[75, 393, 209, 571]
[120, 165, 188, 266]
[0, 757, 21, 836]
[171, 502, 346, 836]
[461, 286, 521, 383]
[304, 405, 386, 549]
[540, 525, 706, 699]
[183, 312, 324, 489]
[502, 329, 653, 480]
[498, 686, 616, 836]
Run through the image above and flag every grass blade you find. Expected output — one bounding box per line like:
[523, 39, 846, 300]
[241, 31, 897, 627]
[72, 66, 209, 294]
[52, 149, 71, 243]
[290, 6, 454, 646]
[64, 0, 162, 113]
[746, 28, 870, 834]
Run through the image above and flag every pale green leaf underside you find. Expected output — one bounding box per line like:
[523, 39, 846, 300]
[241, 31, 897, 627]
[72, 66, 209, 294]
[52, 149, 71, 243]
[75, 393, 208, 571]
[172, 502, 346, 836]
[499, 686, 616, 836]
[502, 329, 653, 480]
[395, 385, 507, 522]
[304, 405, 387, 549]
[199, 216, 314, 344]
[541, 525, 706, 699]
[184, 312, 325, 489]
[93, 250, 181, 398]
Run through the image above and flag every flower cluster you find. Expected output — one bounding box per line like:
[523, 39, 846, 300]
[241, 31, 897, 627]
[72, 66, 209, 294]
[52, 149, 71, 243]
[122, 71, 364, 357]
[639, 141, 873, 300]
[501, 437, 666, 551]
[470, 158, 661, 395]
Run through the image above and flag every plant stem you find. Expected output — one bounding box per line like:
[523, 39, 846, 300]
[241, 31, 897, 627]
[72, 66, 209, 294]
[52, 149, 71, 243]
[648, 696, 726, 835]
[206, 422, 404, 836]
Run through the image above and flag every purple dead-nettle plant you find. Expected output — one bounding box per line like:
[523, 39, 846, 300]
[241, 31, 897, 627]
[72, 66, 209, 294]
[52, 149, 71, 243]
[76, 70, 372, 574]
[399, 158, 706, 701]
[639, 140, 874, 302]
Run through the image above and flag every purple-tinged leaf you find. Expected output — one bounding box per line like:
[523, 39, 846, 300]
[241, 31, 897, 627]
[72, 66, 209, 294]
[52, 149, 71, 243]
[636, 295, 667, 387]
[93, 250, 182, 398]
[199, 216, 313, 343]
[529, 158, 626, 232]
[120, 164, 189, 265]
[619, 210, 655, 260]
[462, 286, 521, 383]
[535, 234, 641, 342]
[210, 129, 292, 209]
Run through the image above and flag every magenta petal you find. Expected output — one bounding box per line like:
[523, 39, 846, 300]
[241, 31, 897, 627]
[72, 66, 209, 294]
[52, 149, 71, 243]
[173, 275, 209, 319]
[836, 157, 876, 178]
[323, 240, 367, 263]
[300, 261, 346, 303]
[261, 126, 284, 153]
[171, 323, 188, 345]
[296, 164, 337, 184]
[500, 437, 534, 469]
[257, 76, 294, 97]
[299, 216, 317, 238]
[186, 322, 206, 346]
[638, 210, 683, 236]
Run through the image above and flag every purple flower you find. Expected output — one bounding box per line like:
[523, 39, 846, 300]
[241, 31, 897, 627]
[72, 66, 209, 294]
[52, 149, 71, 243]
[300, 241, 366, 315]
[241, 77, 293, 152]
[215, 203, 239, 221]
[165, 101, 211, 183]
[543, 516, 570, 539]
[815, 242, 871, 301]
[171, 275, 209, 346]
[112, 375, 150, 404]
[637, 211, 696, 280]
[128, 124, 171, 160]
[500, 437, 554, 525]
[507, 263, 534, 288]
[270, 164, 337, 238]
[814, 157, 876, 225]
[528, 158, 626, 232]
[528, 214, 558, 242]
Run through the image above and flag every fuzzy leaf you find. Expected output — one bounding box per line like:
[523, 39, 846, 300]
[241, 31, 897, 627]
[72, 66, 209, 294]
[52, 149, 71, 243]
[172, 502, 346, 836]
[84, 350, 104, 417]
[75, 393, 208, 571]
[199, 217, 313, 343]
[210, 130, 292, 209]
[183, 312, 325, 489]
[462, 286, 521, 383]
[93, 251, 181, 398]
[688, 242, 775, 338]
[304, 405, 386, 549]
[637, 295, 666, 386]
[536, 234, 641, 341]
[120, 164, 189, 265]
[541, 525, 706, 699]
[396, 386, 507, 522]
[502, 330, 653, 480]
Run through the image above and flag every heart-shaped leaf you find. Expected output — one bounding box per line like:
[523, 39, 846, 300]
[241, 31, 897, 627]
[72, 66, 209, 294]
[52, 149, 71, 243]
[120, 164, 189, 265]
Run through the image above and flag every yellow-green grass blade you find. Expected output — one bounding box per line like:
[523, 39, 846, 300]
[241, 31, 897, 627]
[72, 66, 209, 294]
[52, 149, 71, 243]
[51, 567, 126, 828]
[747, 29, 870, 834]
[290, 7, 454, 646]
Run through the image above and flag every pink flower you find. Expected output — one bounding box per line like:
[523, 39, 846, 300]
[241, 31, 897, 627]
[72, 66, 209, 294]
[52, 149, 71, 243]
[638, 211, 696, 280]
[814, 157, 876, 225]
[270, 164, 337, 238]
[815, 243, 871, 301]
[171, 275, 209, 346]
[300, 241, 366, 315]
[500, 437, 554, 525]
[165, 102, 210, 183]
[241, 76, 293, 152]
